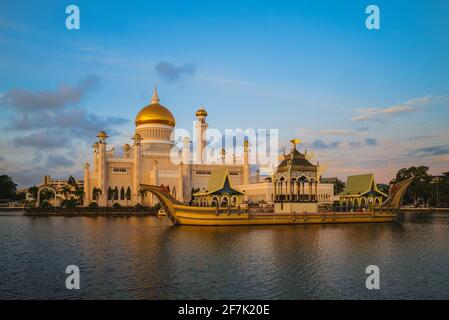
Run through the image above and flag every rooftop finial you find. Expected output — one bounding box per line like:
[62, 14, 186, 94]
[290, 138, 301, 150]
[151, 85, 160, 104]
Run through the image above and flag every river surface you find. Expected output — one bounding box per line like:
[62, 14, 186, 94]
[0, 212, 448, 299]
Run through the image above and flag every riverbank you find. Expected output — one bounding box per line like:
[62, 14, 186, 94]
[24, 207, 157, 217]
[400, 207, 449, 213]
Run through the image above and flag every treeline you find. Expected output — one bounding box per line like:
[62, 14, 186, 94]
[390, 166, 448, 207]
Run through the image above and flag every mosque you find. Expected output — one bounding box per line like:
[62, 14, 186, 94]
[79, 87, 334, 207]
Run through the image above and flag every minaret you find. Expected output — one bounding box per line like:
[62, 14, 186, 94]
[123, 144, 131, 159]
[194, 105, 208, 163]
[181, 137, 192, 203]
[182, 137, 191, 164]
[132, 133, 142, 205]
[83, 162, 90, 206]
[178, 162, 184, 202]
[97, 131, 108, 206]
[243, 139, 250, 185]
[92, 142, 99, 172]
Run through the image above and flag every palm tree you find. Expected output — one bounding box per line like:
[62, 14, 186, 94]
[107, 186, 113, 207]
[138, 188, 147, 206]
[28, 186, 38, 202]
[61, 185, 71, 200]
[114, 186, 119, 204]
[74, 188, 86, 206]
[92, 187, 102, 205]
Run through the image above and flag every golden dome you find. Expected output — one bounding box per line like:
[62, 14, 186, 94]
[195, 105, 208, 117]
[135, 87, 176, 127]
[132, 133, 142, 140]
[96, 130, 108, 138]
[135, 103, 175, 127]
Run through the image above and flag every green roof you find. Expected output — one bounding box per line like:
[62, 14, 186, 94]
[337, 173, 387, 197]
[194, 168, 244, 196]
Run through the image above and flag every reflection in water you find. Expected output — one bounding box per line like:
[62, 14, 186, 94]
[0, 213, 448, 299]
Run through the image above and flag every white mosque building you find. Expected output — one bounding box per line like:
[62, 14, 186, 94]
[79, 87, 334, 207]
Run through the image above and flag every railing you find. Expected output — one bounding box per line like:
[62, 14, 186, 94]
[274, 195, 318, 202]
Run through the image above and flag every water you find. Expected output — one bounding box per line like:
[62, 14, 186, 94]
[0, 212, 448, 299]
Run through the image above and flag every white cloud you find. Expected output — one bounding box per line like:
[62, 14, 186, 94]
[351, 95, 444, 122]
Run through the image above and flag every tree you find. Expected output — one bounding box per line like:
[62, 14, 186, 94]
[0, 175, 17, 200]
[107, 186, 113, 207]
[114, 186, 119, 202]
[61, 185, 71, 199]
[334, 178, 345, 195]
[138, 188, 147, 206]
[74, 188, 86, 206]
[28, 186, 38, 200]
[441, 172, 449, 204]
[125, 187, 131, 207]
[40, 188, 55, 203]
[92, 187, 102, 205]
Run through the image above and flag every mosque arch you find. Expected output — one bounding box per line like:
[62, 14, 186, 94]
[361, 198, 367, 208]
[113, 186, 119, 200]
[221, 196, 229, 207]
[120, 186, 125, 200]
[36, 185, 62, 207]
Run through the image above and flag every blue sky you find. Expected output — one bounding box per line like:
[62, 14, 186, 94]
[1, 0, 448, 186]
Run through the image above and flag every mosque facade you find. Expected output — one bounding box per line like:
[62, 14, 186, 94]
[81, 87, 334, 207]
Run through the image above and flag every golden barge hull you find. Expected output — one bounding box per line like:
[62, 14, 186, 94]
[172, 210, 396, 226]
[139, 181, 414, 227]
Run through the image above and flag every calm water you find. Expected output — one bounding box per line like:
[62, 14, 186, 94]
[0, 212, 448, 299]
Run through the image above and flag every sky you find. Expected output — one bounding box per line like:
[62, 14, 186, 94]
[0, 0, 448, 187]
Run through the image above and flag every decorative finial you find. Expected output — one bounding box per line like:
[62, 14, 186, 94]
[151, 85, 160, 104]
[290, 138, 301, 150]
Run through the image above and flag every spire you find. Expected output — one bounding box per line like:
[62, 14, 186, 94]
[290, 138, 301, 151]
[151, 86, 160, 104]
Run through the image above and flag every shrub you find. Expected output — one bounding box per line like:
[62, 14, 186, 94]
[63, 199, 77, 208]
[112, 203, 122, 209]
[40, 200, 52, 208]
[88, 202, 99, 208]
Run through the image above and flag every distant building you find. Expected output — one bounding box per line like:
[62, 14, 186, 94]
[36, 175, 83, 206]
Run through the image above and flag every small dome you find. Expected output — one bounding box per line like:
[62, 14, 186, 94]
[96, 131, 108, 138]
[195, 105, 208, 117]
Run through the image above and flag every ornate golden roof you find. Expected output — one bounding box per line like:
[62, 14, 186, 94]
[195, 105, 208, 117]
[135, 103, 175, 127]
[96, 131, 108, 138]
[135, 87, 176, 127]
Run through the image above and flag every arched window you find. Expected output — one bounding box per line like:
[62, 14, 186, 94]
[126, 186, 131, 200]
[114, 186, 119, 200]
[120, 186, 125, 200]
